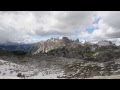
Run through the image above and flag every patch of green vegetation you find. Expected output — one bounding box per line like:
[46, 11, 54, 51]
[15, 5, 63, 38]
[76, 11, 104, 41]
[0, 50, 13, 56]
[0, 50, 27, 56]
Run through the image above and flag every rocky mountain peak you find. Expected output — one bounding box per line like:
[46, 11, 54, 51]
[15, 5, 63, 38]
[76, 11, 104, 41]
[97, 40, 115, 46]
[30, 37, 80, 55]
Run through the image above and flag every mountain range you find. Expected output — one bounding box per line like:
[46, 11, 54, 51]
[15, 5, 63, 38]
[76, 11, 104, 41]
[0, 37, 118, 56]
[1, 37, 120, 79]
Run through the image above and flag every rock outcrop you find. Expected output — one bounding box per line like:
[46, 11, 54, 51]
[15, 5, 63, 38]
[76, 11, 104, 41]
[59, 61, 120, 79]
[30, 37, 80, 55]
[97, 40, 115, 47]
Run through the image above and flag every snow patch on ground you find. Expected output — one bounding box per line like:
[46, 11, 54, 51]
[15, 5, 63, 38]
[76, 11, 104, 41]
[1, 59, 120, 79]
[0, 59, 63, 79]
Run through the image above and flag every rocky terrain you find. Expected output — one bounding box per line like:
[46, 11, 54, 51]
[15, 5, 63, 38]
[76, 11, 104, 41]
[0, 37, 120, 79]
[1, 57, 120, 79]
[30, 37, 80, 55]
[0, 58, 64, 79]
[59, 61, 120, 79]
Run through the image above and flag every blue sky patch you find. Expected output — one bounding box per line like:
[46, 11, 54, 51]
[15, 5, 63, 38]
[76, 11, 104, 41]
[86, 27, 95, 34]
[86, 15, 101, 34]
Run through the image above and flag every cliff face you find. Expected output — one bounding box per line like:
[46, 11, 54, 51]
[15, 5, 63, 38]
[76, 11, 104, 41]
[30, 37, 80, 55]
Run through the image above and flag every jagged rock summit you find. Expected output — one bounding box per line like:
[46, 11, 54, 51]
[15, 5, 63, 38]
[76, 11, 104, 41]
[97, 40, 115, 46]
[30, 37, 80, 55]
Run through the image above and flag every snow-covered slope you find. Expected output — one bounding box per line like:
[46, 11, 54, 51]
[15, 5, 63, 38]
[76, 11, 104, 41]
[0, 59, 63, 79]
[0, 60, 21, 79]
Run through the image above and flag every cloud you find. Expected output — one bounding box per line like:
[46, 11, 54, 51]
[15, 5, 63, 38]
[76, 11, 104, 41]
[0, 11, 95, 43]
[78, 11, 120, 45]
[93, 12, 120, 39]
[1, 11, 120, 45]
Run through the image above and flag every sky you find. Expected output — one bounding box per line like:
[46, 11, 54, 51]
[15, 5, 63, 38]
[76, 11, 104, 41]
[0, 11, 120, 44]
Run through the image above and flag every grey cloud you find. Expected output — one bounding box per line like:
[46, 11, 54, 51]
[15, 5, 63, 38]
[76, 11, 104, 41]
[96, 11, 120, 40]
[2, 11, 120, 44]
[0, 11, 95, 43]
[107, 32, 120, 39]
